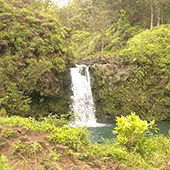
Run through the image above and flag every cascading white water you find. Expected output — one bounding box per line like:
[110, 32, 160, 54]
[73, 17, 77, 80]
[70, 65, 97, 127]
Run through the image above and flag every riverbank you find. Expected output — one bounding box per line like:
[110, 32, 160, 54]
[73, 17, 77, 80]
[1, 115, 170, 170]
[0, 125, 120, 170]
[0, 116, 120, 170]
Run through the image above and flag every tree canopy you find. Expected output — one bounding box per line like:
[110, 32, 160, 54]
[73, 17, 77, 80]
[1, 0, 170, 120]
[0, 0, 73, 116]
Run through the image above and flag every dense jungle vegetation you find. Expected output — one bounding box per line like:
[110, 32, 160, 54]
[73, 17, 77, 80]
[1, 0, 170, 169]
[1, 0, 170, 120]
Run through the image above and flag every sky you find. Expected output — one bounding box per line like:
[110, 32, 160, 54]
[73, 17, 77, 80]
[52, 0, 72, 7]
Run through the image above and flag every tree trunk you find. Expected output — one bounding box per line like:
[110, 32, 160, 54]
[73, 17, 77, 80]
[157, 6, 161, 26]
[150, 1, 154, 29]
[161, 14, 164, 25]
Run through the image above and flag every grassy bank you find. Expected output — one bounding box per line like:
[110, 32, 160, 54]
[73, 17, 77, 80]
[0, 114, 170, 170]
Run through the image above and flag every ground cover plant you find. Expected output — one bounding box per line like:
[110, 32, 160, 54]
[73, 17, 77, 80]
[0, 113, 170, 169]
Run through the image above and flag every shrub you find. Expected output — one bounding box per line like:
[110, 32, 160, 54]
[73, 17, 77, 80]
[13, 140, 42, 158]
[0, 115, 69, 132]
[0, 0, 73, 117]
[0, 155, 13, 170]
[118, 25, 170, 120]
[137, 136, 156, 160]
[2, 129, 17, 138]
[113, 112, 155, 151]
[47, 126, 90, 151]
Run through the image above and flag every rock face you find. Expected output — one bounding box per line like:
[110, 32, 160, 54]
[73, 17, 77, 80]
[88, 56, 132, 123]
[74, 54, 170, 123]
[86, 56, 170, 123]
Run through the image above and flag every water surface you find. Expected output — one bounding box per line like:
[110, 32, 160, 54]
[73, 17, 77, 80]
[88, 121, 170, 143]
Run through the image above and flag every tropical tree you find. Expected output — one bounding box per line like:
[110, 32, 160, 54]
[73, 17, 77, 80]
[0, 0, 73, 116]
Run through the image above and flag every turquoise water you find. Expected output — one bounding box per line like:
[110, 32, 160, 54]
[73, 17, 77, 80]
[88, 121, 170, 143]
[88, 124, 116, 143]
[156, 121, 170, 135]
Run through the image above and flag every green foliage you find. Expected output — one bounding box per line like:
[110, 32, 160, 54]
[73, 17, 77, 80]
[29, 93, 71, 119]
[0, 0, 73, 116]
[93, 25, 170, 121]
[120, 25, 170, 120]
[71, 30, 101, 59]
[0, 115, 170, 169]
[49, 149, 61, 162]
[0, 115, 89, 152]
[0, 83, 31, 116]
[0, 115, 69, 132]
[114, 113, 155, 151]
[2, 129, 17, 138]
[122, 152, 152, 170]
[122, 25, 170, 68]
[152, 134, 170, 157]
[87, 142, 128, 161]
[0, 155, 12, 170]
[78, 114, 169, 169]
[13, 140, 42, 158]
[137, 136, 156, 160]
[107, 10, 131, 51]
[47, 126, 90, 151]
[76, 134, 170, 170]
[0, 109, 7, 116]
[40, 114, 71, 127]
[134, 134, 170, 169]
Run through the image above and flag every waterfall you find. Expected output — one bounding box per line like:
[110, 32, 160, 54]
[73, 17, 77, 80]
[70, 65, 97, 127]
